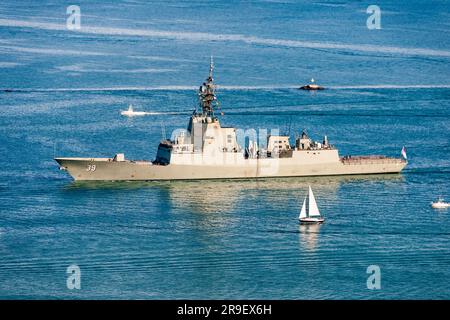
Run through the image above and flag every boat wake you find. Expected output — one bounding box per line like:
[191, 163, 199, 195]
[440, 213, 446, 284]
[3, 84, 450, 93]
[329, 84, 450, 89]
[121, 105, 187, 116]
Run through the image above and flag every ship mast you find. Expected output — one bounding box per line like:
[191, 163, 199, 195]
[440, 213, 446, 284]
[198, 56, 218, 117]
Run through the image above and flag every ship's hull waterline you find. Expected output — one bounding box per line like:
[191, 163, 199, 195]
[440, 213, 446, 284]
[55, 157, 407, 181]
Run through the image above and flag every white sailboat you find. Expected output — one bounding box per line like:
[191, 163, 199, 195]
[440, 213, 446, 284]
[299, 186, 325, 224]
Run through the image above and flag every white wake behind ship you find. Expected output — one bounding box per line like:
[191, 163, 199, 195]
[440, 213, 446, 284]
[55, 59, 407, 181]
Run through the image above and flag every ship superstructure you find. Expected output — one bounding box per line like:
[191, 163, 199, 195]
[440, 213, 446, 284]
[154, 58, 241, 166]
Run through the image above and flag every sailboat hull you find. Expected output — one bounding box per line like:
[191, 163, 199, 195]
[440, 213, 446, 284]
[299, 217, 325, 224]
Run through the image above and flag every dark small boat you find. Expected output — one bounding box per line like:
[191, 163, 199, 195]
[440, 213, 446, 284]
[299, 78, 324, 90]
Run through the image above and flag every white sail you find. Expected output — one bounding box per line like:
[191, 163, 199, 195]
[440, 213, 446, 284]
[253, 141, 258, 158]
[308, 186, 321, 217]
[299, 197, 307, 219]
[128, 104, 133, 112]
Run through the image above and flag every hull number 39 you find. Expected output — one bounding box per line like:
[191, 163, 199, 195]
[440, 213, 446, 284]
[86, 164, 96, 172]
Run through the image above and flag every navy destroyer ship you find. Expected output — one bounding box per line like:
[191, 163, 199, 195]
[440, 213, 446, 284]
[55, 60, 407, 181]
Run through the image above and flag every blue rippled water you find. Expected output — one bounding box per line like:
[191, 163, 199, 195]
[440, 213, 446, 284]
[0, 0, 449, 299]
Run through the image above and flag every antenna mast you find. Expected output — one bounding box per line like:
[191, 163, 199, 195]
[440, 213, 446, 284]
[198, 56, 219, 117]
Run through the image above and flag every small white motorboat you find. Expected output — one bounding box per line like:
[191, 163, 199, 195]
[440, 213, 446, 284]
[121, 104, 147, 117]
[431, 197, 450, 209]
[299, 186, 325, 224]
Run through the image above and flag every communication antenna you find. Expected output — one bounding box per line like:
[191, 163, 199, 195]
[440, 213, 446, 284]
[198, 56, 219, 116]
[209, 55, 214, 79]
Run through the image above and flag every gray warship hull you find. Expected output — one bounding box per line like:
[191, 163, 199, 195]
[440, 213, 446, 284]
[55, 156, 406, 181]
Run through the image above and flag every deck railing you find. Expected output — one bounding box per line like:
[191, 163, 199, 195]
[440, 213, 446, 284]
[340, 156, 404, 165]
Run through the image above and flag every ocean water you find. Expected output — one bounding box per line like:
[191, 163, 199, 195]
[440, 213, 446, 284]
[0, 1, 449, 299]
